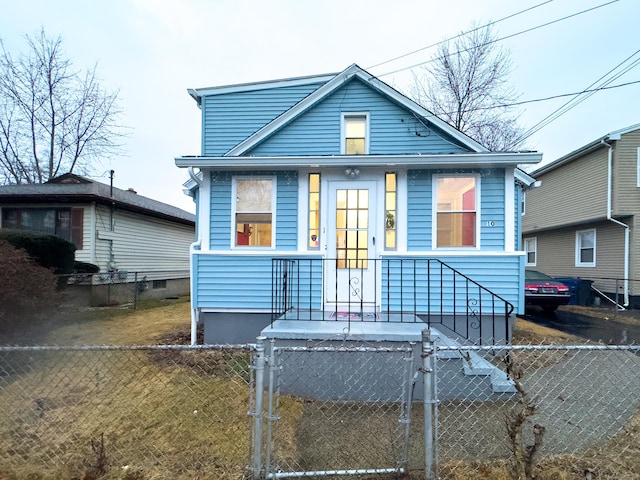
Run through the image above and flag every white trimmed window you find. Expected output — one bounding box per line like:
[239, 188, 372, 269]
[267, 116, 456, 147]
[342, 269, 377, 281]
[308, 173, 320, 249]
[233, 177, 275, 247]
[524, 237, 537, 266]
[575, 229, 596, 267]
[433, 174, 479, 248]
[341, 113, 369, 155]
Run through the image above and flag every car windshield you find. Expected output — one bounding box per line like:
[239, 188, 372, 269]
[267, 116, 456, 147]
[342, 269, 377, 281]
[525, 270, 553, 281]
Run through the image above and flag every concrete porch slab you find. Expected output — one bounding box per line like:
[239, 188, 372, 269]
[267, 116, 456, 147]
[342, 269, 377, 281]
[262, 317, 446, 343]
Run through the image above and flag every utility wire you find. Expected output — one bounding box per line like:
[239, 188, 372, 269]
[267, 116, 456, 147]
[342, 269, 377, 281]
[446, 79, 640, 114]
[367, 0, 554, 71]
[376, 0, 619, 78]
[515, 49, 640, 143]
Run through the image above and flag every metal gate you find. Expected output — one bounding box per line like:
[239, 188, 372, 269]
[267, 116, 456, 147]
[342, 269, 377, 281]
[249, 337, 418, 478]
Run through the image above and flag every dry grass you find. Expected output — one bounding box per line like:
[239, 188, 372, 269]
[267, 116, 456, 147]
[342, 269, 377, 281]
[0, 298, 304, 479]
[2, 302, 639, 479]
[513, 317, 584, 345]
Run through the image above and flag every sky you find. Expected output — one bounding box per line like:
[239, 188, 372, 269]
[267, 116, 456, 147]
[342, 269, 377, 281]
[1, 0, 638, 213]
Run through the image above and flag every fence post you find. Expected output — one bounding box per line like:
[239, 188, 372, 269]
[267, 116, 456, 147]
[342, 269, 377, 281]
[134, 272, 138, 309]
[252, 336, 267, 479]
[422, 329, 438, 480]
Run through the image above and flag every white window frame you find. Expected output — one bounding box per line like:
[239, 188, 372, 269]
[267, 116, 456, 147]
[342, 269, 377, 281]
[340, 112, 369, 155]
[231, 175, 277, 249]
[432, 173, 481, 250]
[524, 237, 537, 267]
[575, 228, 596, 267]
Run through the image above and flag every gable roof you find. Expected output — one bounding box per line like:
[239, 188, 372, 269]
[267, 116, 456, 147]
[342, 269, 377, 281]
[0, 174, 195, 225]
[221, 64, 488, 156]
[532, 123, 640, 176]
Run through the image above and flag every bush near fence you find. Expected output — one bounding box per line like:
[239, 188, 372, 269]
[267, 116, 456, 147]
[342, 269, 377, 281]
[1, 340, 639, 480]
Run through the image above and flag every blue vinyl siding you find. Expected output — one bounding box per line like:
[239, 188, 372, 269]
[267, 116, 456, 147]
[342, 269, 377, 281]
[249, 78, 470, 156]
[480, 172, 505, 250]
[381, 255, 521, 313]
[202, 83, 324, 156]
[195, 255, 273, 309]
[194, 253, 521, 312]
[194, 254, 321, 310]
[208, 170, 298, 250]
[407, 170, 433, 249]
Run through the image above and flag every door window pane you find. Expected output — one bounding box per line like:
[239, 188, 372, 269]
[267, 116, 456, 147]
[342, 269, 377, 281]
[335, 188, 369, 268]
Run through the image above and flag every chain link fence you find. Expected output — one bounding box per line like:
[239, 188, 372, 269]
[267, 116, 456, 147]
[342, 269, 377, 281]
[57, 270, 190, 311]
[1, 339, 639, 479]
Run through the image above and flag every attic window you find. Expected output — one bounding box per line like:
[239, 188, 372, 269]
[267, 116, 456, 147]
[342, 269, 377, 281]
[342, 113, 368, 155]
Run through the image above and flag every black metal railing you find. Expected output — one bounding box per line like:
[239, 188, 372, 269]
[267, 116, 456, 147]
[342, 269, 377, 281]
[272, 258, 514, 345]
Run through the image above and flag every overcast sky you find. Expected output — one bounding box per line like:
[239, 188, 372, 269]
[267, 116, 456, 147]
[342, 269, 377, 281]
[1, 0, 638, 213]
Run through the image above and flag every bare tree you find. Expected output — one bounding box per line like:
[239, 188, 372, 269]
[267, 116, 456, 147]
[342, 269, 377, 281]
[0, 29, 123, 184]
[410, 25, 525, 151]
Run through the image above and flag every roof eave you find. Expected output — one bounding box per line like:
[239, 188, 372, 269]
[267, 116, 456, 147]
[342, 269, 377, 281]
[175, 152, 542, 170]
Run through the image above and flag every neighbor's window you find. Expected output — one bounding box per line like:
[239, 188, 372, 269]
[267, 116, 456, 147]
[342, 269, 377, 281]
[342, 113, 368, 155]
[385, 172, 396, 249]
[524, 237, 537, 266]
[308, 173, 320, 249]
[234, 178, 274, 247]
[576, 229, 596, 267]
[2, 207, 83, 249]
[435, 175, 478, 248]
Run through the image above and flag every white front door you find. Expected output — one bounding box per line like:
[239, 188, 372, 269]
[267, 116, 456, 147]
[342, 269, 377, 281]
[325, 180, 378, 312]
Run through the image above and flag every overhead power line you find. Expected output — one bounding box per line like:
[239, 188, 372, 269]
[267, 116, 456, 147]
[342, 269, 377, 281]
[376, 0, 619, 78]
[515, 49, 640, 143]
[450, 79, 640, 114]
[367, 0, 554, 71]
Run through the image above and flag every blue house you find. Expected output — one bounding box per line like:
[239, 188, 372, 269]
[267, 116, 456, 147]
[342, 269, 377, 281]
[175, 64, 541, 345]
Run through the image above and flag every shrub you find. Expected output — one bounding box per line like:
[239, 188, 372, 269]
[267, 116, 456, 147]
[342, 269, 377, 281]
[0, 229, 76, 274]
[0, 242, 60, 331]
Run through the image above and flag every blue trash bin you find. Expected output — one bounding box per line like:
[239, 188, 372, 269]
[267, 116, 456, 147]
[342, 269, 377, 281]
[554, 277, 579, 305]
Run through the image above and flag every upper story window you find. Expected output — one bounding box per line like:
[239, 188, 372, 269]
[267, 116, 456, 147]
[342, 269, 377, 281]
[575, 229, 596, 267]
[524, 237, 537, 266]
[434, 175, 478, 248]
[234, 177, 275, 248]
[2, 207, 83, 249]
[342, 113, 368, 155]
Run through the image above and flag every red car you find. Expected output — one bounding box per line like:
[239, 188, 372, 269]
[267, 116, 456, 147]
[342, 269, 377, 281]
[525, 270, 571, 313]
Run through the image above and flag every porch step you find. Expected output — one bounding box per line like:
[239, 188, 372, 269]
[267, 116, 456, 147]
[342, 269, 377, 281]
[434, 336, 516, 394]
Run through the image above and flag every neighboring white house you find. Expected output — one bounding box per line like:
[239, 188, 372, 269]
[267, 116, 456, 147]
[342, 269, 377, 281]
[0, 173, 196, 278]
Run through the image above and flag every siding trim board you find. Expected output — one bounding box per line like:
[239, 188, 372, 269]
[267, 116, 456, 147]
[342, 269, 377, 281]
[176, 152, 542, 169]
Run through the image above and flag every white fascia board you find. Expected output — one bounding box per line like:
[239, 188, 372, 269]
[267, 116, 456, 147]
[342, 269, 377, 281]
[175, 152, 543, 169]
[514, 168, 537, 187]
[187, 72, 337, 102]
[225, 64, 490, 157]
